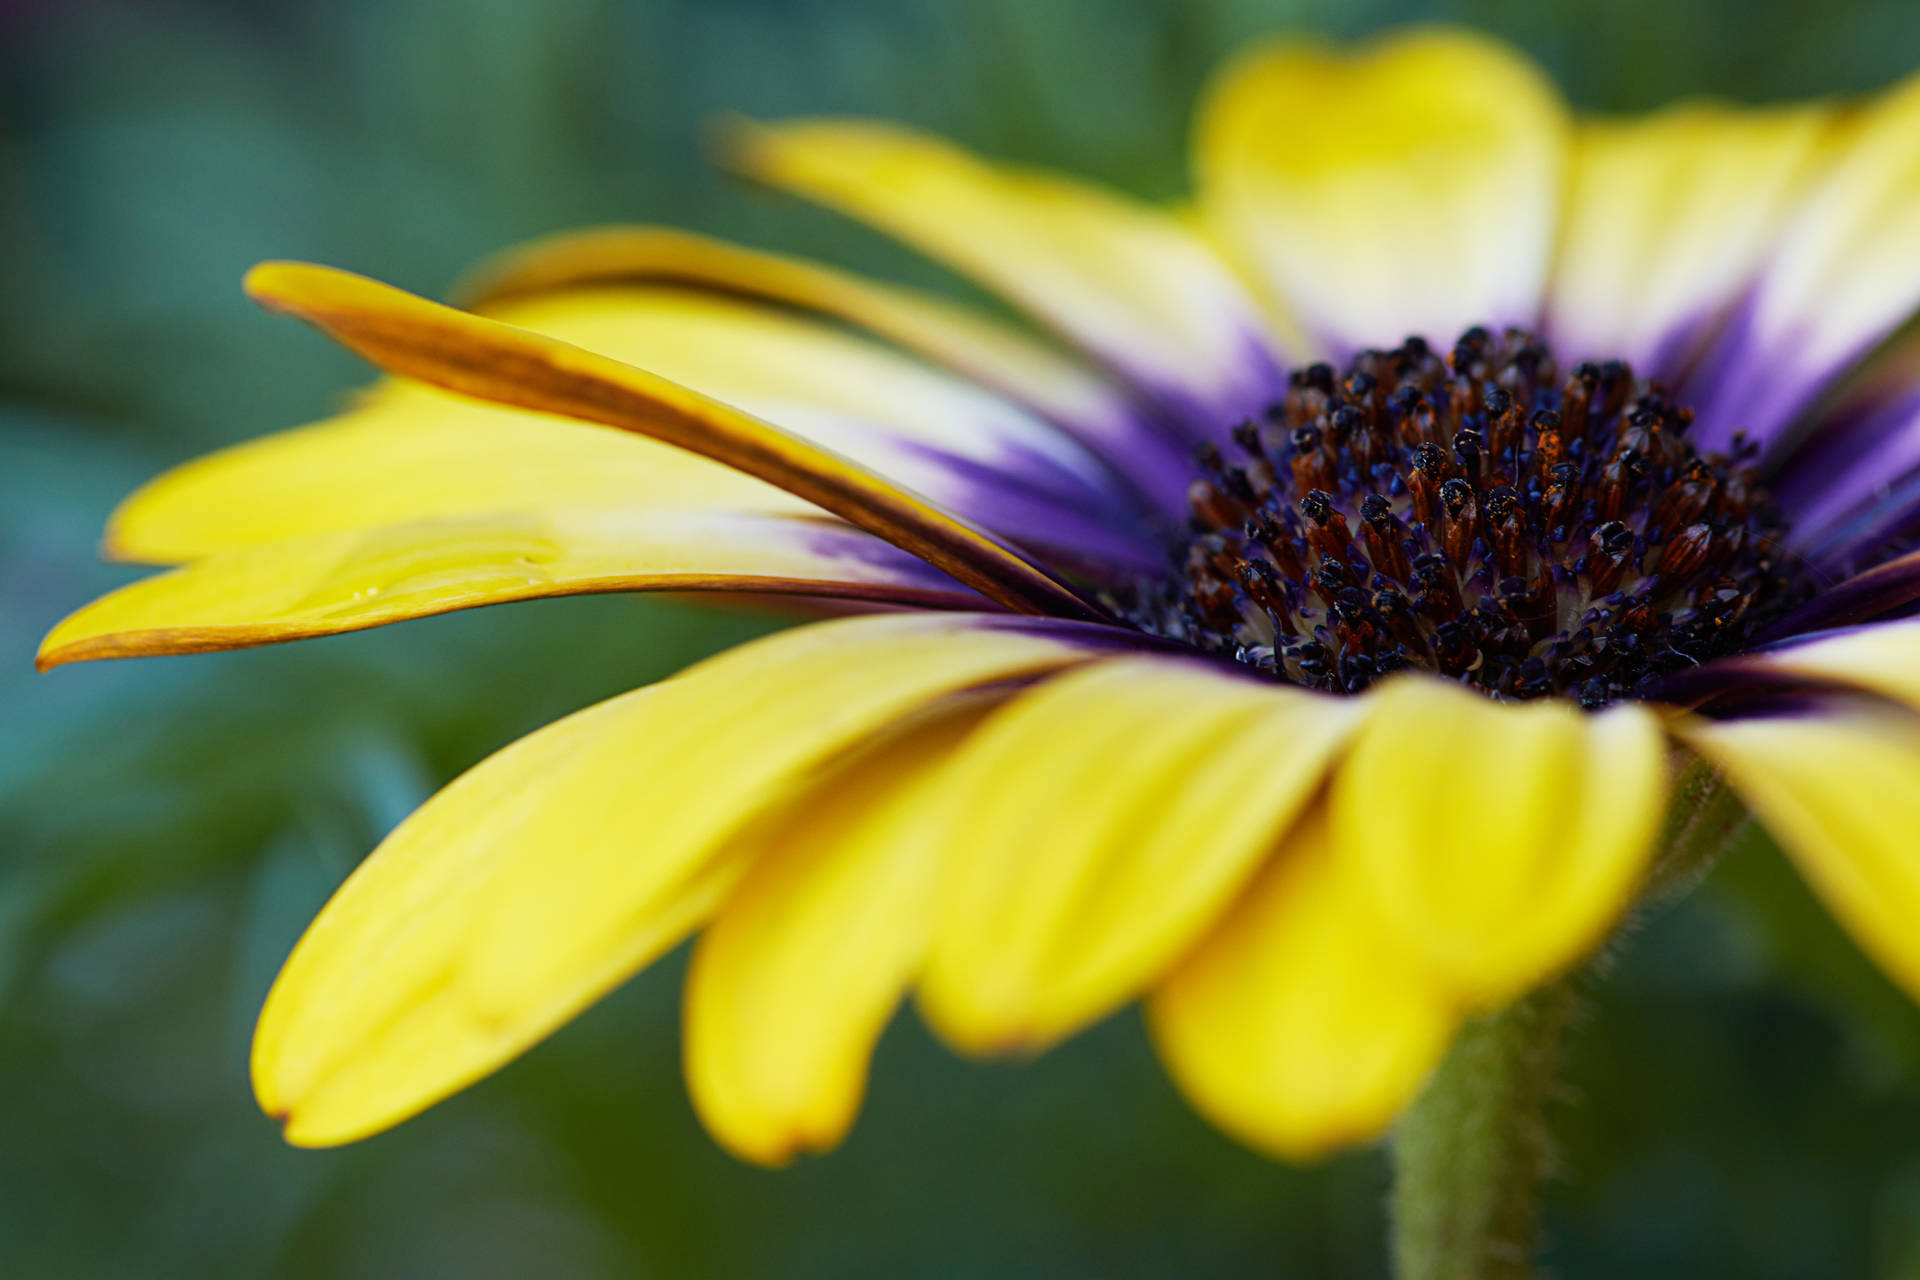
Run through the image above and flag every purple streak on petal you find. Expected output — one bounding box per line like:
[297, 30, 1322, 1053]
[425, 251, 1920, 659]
[1685, 291, 1906, 462]
[1642, 301, 1762, 391]
[1688, 689, 1845, 722]
[791, 522, 993, 604]
[886, 438, 1168, 578]
[1095, 327, 1300, 527]
[1651, 615, 1920, 721]
[1549, 290, 1764, 395]
[1754, 547, 1920, 640]
[1774, 381, 1920, 558]
[1640, 652, 1826, 710]
[968, 436, 1130, 512]
[900, 375, 1204, 569]
[1067, 401, 1205, 523]
[951, 373, 1195, 523]
[969, 492, 1166, 579]
[1641, 317, 1710, 386]
[1643, 619, 1910, 717]
[1142, 328, 1292, 451]
[1683, 300, 1838, 458]
[1792, 471, 1920, 575]
[1681, 298, 1786, 453]
[971, 611, 1172, 649]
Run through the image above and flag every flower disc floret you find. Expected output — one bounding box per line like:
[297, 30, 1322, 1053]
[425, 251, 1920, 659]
[1122, 327, 1814, 704]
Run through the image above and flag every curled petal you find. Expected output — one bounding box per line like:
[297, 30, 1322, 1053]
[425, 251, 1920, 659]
[1332, 677, 1669, 1007]
[244, 261, 1102, 620]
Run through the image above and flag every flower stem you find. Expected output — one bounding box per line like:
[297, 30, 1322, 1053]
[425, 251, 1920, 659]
[1645, 759, 1746, 900]
[1388, 761, 1744, 1278]
[1389, 980, 1578, 1280]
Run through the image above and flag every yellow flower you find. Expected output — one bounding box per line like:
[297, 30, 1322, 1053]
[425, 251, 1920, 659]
[37, 27, 1920, 1170]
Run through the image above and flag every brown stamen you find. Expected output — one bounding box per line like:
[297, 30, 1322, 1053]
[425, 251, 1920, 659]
[1115, 327, 1814, 706]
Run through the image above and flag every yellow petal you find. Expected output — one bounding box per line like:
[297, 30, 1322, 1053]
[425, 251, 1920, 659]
[1333, 678, 1668, 1007]
[39, 509, 976, 669]
[463, 225, 1141, 448]
[1680, 704, 1920, 1003]
[1547, 101, 1836, 373]
[915, 658, 1362, 1054]
[253, 611, 1108, 1146]
[464, 286, 1163, 567]
[1732, 619, 1920, 710]
[123, 280, 1153, 573]
[725, 117, 1284, 421]
[684, 704, 988, 1166]
[107, 382, 804, 564]
[1195, 27, 1568, 353]
[1148, 806, 1459, 1162]
[1694, 66, 1920, 444]
[243, 261, 1099, 621]
[1809, 317, 1920, 431]
[479, 286, 1115, 501]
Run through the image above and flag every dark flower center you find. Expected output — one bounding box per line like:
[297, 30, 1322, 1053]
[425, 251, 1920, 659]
[1115, 327, 1816, 706]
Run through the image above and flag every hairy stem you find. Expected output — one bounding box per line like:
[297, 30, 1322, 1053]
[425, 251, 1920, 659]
[1645, 759, 1747, 900]
[1389, 758, 1742, 1278]
[1389, 980, 1578, 1280]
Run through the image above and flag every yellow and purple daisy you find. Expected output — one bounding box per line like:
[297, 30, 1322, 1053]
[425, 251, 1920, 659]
[36, 24, 1920, 1240]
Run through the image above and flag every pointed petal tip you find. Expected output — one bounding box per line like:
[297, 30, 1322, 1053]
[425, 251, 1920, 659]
[34, 612, 111, 671]
[704, 109, 764, 167]
[243, 259, 337, 308]
[244, 260, 416, 333]
[236, 257, 1101, 622]
[32, 630, 115, 671]
[709, 112, 847, 177]
[709, 113, 833, 196]
[36, 623, 146, 671]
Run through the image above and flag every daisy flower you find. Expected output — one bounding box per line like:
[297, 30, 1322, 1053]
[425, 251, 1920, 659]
[38, 24, 1920, 1272]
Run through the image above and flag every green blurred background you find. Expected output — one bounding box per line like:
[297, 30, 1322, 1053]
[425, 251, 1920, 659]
[7, 1, 1920, 1275]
